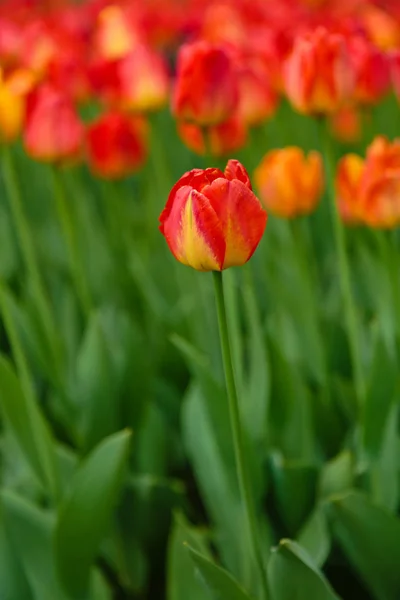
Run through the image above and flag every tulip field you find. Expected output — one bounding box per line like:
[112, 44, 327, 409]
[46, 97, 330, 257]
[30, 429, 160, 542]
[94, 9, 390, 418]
[2, 0, 400, 599]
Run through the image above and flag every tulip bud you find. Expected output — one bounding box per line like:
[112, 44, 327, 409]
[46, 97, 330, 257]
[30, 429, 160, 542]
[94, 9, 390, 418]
[177, 116, 247, 157]
[254, 147, 324, 218]
[172, 41, 239, 126]
[159, 160, 267, 271]
[284, 27, 354, 115]
[86, 111, 147, 179]
[24, 84, 84, 163]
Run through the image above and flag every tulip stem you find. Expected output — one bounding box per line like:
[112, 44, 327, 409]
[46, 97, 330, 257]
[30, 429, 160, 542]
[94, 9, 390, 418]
[1, 146, 62, 386]
[51, 167, 93, 318]
[212, 270, 268, 600]
[320, 122, 365, 405]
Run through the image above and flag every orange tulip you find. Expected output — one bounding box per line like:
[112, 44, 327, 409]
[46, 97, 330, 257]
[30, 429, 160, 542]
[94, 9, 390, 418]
[336, 136, 400, 228]
[172, 41, 239, 126]
[159, 160, 267, 271]
[177, 116, 247, 157]
[86, 111, 147, 179]
[359, 5, 400, 51]
[254, 147, 324, 218]
[329, 105, 362, 144]
[0, 68, 25, 142]
[335, 153, 365, 224]
[284, 27, 354, 115]
[24, 84, 84, 163]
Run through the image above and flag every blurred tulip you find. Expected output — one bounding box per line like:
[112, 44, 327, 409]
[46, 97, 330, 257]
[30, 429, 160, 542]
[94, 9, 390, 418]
[86, 110, 147, 179]
[24, 84, 84, 163]
[390, 50, 400, 103]
[348, 36, 390, 105]
[93, 5, 141, 60]
[329, 105, 362, 144]
[172, 41, 238, 126]
[254, 146, 323, 218]
[336, 136, 400, 228]
[177, 115, 247, 157]
[235, 47, 278, 126]
[0, 69, 25, 142]
[89, 44, 169, 113]
[159, 160, 267, 271]
[360, 5, 400, 51]
[284, 27, 354, 115]
[335, 153, 365, 224]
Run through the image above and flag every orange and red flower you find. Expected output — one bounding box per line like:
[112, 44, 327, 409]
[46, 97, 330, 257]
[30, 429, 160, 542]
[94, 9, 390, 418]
[284, 27, 354, 115]
[177, 116, 247, 157]
[336, 136, 400, 228]
[159, 160, 267, 271]
[86, 110, 147, 179]
[172, 41, 239, 126]
[254, 147, 324, 218]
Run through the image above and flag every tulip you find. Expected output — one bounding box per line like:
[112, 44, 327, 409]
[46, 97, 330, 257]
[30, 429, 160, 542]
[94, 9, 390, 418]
[89, 44, 169, 113]
[159, 160, 267, 271]
[24, 84, 84, 163]
[348, 36, 390, 105]
[235, 47, 278, 126]
[0, 69, 25, 142]
[336, 136, 400, 228]
[335, 153, 365, 224]
[284, 27, 354, 115]
[86, 111, 147, 179]
[254, 147, 324, 218]
[172, 41, 238, 126]
[360, 5, 400, 51]
[329, 105, 362, 144]
[177, 116, 247, 157]
[93, 5, 141, 60]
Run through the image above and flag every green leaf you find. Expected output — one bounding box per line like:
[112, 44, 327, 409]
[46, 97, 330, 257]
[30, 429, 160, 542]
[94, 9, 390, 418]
[270, 452, 318, 535]
[1, 491, 68, 600]
[182, 382, 271, 588]
[0, 501, 33, 600]
[0, 355, 60, 500]
[328, 491, 400, 600]
[362, 330, 398, 459]
[74, 312, 120, 452]
[167, 514, 211, 600]
[319, 451, 354, 499]
[297, 509, 331, 568]
[268, 539, 340, 600]
[187, 546, 254, 600]
[55, 429, 132, 599]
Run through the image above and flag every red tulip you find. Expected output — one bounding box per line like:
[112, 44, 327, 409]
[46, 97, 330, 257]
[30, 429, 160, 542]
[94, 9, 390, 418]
[86, 111, 147, 179]
[284, 27, 355, 115]
[172, 41, 239, 126]
[24, 84, 84, 163]
[159, 160, 267, 271]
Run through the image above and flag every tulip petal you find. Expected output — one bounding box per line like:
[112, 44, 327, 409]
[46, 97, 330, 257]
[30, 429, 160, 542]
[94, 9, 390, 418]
[161, 186, 226, 271]
[224, 159, 252, 189]
[160, 167, 224, 229]
[204, 178, 267, 268]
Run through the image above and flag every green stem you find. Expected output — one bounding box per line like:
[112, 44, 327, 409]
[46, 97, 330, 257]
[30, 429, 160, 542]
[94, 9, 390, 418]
[51, 167, 92, 318]
[320, 121, 365, 405]
[2, 146, 62, 385]
[212, 270, 268, 600]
